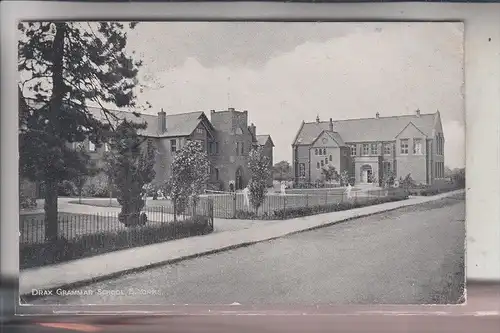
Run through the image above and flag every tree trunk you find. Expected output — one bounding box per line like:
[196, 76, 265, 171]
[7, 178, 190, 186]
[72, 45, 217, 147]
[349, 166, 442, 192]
[44, 179, 59, 242]
[43, 23, 66, 242]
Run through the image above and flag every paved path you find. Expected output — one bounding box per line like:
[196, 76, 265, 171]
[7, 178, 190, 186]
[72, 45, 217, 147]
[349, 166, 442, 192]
[20, 189, 465, 304]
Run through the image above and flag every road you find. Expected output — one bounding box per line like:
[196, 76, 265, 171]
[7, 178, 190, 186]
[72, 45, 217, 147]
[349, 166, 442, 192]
[29, 194, 465, 305]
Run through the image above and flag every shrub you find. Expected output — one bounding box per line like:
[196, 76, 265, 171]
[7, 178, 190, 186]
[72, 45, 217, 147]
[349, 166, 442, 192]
[19, 193, 37, 209]
[82, 173, 110, 198]
[58, 180, 78, 196]
[271, 193, 408, 220]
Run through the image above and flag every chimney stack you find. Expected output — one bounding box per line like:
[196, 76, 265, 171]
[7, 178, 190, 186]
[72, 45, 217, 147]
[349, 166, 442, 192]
[329, 118, 334, 131]
[416, 109, 421, 117]
[376, 112, 380, 119]
[228, 107, 235, 111]
[158, 108, 166, 133]
[249, 122, 256, 137]
[316, 115, 320, 123]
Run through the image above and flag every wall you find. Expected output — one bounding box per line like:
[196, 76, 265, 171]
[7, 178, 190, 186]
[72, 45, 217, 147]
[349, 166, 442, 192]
[395, 123, 428, 184]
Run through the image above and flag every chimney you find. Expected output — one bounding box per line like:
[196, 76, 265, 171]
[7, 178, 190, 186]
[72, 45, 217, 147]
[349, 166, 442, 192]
[158, 108, 166, 133]
[316, 115, 320, 123]
[228, 107, 235, 111]
[376, 112, 380, 119]
[329, 118, 334, 131]
[416, 109, 421, 117]
[249, 122, 256, 137]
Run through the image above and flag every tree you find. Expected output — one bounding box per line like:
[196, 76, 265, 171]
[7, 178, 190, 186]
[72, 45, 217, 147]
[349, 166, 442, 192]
[451, 167, 466, 188]
[321, 165, 340, 183]
[247, 145, 271, 213]
[18, 22, 143, 241]
[339, 170, 350, 186]
[382, 170, 396, 188]
[103, 119, 156, 227]
[164, 140, 210, 220]
[273, 160, 292, 181]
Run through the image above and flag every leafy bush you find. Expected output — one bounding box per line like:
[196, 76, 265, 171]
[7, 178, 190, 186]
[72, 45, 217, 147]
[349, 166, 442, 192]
[19, 193, 37, 209]
[81, 173, 110, 198]
[20, 215, 212, 269]
[399, 174, 416, 190]
[58, 180, 78, 196]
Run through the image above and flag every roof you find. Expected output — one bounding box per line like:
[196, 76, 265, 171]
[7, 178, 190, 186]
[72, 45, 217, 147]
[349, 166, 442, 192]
[293, 113, 438, 145]
[89, 107, 209, 138]
[321, 130, 347, 147]
[22, 98, 208, 138]
[256, 134, 275, 147]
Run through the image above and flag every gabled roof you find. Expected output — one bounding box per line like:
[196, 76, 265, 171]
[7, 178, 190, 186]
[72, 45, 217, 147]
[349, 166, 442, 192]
[310, 130, 347, 147]
[87, 107, 209, 138]
[256, 134, 275, 147]
[293, 112, 438, 145]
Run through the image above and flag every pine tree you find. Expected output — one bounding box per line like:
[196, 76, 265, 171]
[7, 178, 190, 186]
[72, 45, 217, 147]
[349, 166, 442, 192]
[103, 119, 156, 227]
[248, 146, 271, 213]
[18, 22, 143, 241]
[164, 140, 209, 220]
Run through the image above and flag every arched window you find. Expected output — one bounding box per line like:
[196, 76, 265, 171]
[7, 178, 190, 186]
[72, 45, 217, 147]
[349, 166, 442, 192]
[329, 155, 332, 161]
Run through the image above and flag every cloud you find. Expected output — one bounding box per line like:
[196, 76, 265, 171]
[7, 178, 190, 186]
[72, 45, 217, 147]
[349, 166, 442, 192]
[128, 22, 464, 168]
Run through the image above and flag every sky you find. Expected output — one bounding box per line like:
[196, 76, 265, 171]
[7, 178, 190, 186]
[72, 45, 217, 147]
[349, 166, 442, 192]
[114, 22, 465, 168]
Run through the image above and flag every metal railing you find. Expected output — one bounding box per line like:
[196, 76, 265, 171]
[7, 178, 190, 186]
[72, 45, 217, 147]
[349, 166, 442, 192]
[203, 188, 407, 219]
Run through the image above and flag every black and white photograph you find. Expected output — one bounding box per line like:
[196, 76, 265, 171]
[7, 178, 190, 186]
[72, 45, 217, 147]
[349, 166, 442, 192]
[18, 21, 466, 305]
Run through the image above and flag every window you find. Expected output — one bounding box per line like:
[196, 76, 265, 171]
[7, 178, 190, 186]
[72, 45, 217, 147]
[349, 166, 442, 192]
[321, 160, 324, 167]
[196, 128, 204, 135]
[315, 149, 318, 156]
[362, 144, 369, 156]
[436, 134, 444, 155]
[329, 155, 333, 161]
[351, 145, 357, 156]
[413, 138, 423, 155]
[325, 158, 328, 165]
[316, 162, 320, 169]
[383, 143, 392, 155]
[383, 161, 392, 175]
[435, 162, 444, 178]
[170, 139, 177, 153]
[88, 141, 96, 152]
[370, 143, 378, 155]
[299, 163, 306, 177]
[236, 142, 244, 156]
[323, 148, 326, 155]
[400, 139, 409, 155]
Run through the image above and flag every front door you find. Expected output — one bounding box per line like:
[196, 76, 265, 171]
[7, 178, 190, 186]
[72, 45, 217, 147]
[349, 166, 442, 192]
[362, 169, 368, 183]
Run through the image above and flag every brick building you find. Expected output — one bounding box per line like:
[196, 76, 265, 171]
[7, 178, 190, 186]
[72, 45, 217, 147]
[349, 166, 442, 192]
[83, 106, 274, 192]
[291, 110, 445, 186]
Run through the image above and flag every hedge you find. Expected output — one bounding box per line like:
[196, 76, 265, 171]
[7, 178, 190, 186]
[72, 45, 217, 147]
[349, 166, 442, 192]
[20, 215, 212, 269]
[233, 193, 409, 220]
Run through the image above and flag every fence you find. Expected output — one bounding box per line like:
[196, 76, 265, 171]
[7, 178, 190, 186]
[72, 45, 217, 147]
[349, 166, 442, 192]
[20, 200, 214, 269]
[203, 187, 408, 219]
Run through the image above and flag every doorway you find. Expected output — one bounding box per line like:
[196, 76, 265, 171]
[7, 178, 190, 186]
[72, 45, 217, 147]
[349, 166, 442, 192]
[361, 165, 373, 183]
